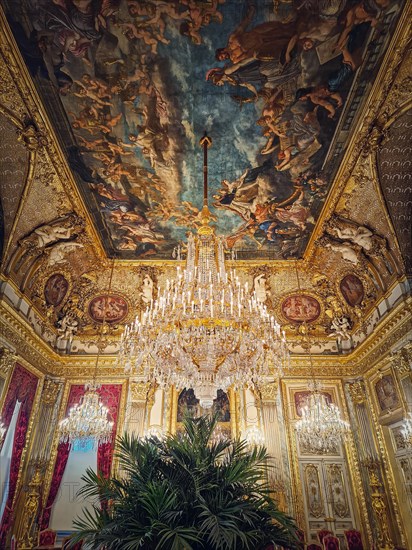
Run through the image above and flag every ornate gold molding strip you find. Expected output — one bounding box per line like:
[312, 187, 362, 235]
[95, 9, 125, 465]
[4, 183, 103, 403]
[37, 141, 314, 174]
[305, 3, 412, 259]
[0, 7, 106, 262]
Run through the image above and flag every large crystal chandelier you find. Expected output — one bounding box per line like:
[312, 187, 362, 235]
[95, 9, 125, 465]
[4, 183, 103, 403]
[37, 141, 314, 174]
[58, 262, 115, 446]
[119, 134, 288, 408]
[295, 381, 350, 453]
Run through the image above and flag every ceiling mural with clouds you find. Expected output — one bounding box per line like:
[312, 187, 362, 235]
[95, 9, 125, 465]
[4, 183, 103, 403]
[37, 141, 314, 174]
[3, 0, 405, 260]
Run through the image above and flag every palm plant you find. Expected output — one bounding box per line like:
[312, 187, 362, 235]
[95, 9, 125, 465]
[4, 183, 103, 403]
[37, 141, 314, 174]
[70, 415, 300, 549]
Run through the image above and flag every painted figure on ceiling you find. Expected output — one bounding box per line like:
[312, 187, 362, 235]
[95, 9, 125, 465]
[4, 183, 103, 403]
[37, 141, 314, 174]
[8, 0, 399, 260]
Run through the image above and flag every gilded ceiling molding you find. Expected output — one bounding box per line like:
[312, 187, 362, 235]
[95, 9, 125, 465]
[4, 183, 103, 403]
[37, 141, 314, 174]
[1, 278, 410, 380]
[305, 3, 412, 261]
[0, 7, 106, 263]
[0, 302, 56, 374]
[352, 298, 412, 376]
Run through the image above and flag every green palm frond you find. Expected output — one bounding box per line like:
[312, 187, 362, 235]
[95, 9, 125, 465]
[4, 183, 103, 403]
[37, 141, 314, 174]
[71, 414, 299, 549]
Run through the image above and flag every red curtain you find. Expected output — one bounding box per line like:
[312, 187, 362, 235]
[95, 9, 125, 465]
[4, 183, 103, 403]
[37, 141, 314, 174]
[40, 384, 122, 529]
[97, 385, 122, 479]
[0, 364, 38, 545]
[39, 384, 85, 531]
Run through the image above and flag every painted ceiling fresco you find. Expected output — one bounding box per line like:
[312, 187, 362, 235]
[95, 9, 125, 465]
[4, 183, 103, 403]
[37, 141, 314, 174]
[3, 0, 405, 260]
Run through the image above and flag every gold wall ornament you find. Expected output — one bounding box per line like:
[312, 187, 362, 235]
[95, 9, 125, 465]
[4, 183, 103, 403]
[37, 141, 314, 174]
[0, 303, 56, 374]
[347, 380, 367, 405]
[0, 346, 15, 375]
[390, 344, 412, 376]
[368, 468, 394, 550]
[17, 461, 45, 549]
[304, 463, 325, 519]
[41, 379, 63, 406]
[16, 118, 48, 151]
[326, 463, 350, 519]
[130, 381, 152, 402]
[259, 381, 279, 402]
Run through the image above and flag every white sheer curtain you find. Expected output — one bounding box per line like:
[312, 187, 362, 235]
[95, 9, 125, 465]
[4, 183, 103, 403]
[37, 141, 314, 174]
[49, 443, 97, 532]
[0, 401, 21, 520]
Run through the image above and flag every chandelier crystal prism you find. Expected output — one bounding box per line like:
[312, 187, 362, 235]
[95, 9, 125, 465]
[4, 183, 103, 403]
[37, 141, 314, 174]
[295, 382, 350, 453]
[119, 134, 288, 408]
[58, 384, 113, 445]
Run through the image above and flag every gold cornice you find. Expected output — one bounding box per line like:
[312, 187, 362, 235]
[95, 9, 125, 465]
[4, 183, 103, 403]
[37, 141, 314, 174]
[0, 301, 56, 374]
[351, 298, 412, 375]
[1, 280, 410, 379]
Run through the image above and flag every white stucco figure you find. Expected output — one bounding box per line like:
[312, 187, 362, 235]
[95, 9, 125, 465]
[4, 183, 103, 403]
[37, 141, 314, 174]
[140, 274, 154, 304]
[254, 274, 269, 304]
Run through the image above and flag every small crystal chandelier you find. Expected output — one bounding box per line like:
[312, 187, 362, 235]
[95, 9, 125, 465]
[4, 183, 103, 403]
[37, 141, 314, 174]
[119, 134, 288, 408]
[295, 381, 350, 453]
[58, 262, 115, 446]
[59, 384, 113, 445]
[293, 264, 350, 453]
[401, 412, 412, 447]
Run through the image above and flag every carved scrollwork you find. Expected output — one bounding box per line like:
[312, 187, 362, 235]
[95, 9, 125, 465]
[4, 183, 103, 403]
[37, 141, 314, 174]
[16, 118, 48, 151]
[0, 346, 15, 375]
[347, 380, 367, 405]
[41, 378, 63, 406]
[130, 381, 151, 402]
[390, 343, 412, 376]
[259, 381, 278, 402]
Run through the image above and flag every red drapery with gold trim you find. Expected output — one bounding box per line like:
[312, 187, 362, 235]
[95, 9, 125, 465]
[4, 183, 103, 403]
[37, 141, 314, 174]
[39, 384, 122, 530]
[97, 385, 122, 479]
[0, 364, 38, 544]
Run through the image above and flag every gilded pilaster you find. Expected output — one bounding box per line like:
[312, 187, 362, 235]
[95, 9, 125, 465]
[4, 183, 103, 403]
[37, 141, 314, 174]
[259, 381, 288, 512]
[360, 378, 407, 548]
[368, 467, 394, 550]
[16, 461, 45, 549]
[0, 345, 16, 406]
[15, 378, 63, 548]
[125, 379, 151, 438]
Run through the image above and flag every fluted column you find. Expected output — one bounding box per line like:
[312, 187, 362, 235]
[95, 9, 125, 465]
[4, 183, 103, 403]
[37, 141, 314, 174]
[259, 381, 289, 512]
[124, 380, 152, 438]
[346, 380, 398, 549]
[16, 377, 63, 549]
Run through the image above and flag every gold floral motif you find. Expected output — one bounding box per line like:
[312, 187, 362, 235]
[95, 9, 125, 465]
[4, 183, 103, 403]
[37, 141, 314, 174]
[347, 381, 367, 405]
[390, 343, 412, 376]
[130, 381, 151, 401]
[368, 468, 394, 550]
[41, 379, 62, 406]
[304, 464, 324, 519]
[17, 462, 45, 548]
[16, 119, 48, 151]
[326, 463, 350, 519]
[0, 346, 15, 375]
[259, 381, 278, 401]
